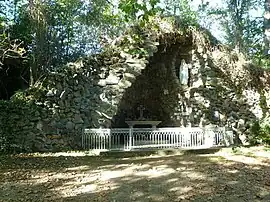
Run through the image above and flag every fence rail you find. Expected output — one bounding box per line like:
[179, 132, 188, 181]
[82, 127, 233, 151]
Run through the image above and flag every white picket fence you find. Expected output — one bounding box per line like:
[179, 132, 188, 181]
[82, 127, 234, 151]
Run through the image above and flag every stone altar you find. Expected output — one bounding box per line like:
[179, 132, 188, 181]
[125, 105, 161, 129]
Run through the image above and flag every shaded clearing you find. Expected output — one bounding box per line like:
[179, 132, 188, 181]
[0, 149, 270, 202]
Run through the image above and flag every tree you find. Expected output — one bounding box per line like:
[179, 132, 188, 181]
[163, 0, 198, 26]
[220, 0, 262, 54]
[0, 0, 117, 95]
[202, 0, 267, 65]
[0, 0, 29, 99]
[23, 0, 114, 84]
[265, 0, 270, 56]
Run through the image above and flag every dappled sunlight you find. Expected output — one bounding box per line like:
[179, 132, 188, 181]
[180, 170, 207, 180]
[175, 160, 197, 165]
[227, 169, 239, 174]
[65, 165, 90, 171]
[169, 186, 193, 194]
[214, 152, 270, 166]
[225, 155, 269, 165]
[0, 151, 270, 201]
[75, 184, 97, 194]
[226, 180, 239, 185]
[166, 178, 178, 183]
[134, 167, 175, 178]
[101, 170, 131, 180]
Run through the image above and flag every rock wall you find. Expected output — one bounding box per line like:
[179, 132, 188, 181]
[112, 33, 270, 145]
[0, 37, 159, 152]
[0, 100, 44, 152]
[1, 21, 270, 152]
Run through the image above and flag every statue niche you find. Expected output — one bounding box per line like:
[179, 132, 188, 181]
[179, 59, 190, 86]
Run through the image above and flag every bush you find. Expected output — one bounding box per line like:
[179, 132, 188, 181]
[250, 116, 270, 145]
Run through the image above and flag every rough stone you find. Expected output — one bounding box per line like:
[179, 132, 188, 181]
[66, 121, 75, 130]
[74, 114, 84, 124]
[36, 121, 43, 131]
[46, 89, 55, 97]
[105, 73, 120, 85]
[97, 79, 106, 87]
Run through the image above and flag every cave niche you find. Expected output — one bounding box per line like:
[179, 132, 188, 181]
[112, 42, 193, 128]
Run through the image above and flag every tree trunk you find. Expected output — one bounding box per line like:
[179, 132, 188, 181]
[28, 0, 47, 85]
[30, 60, 37, 86]
[264, 0, 270, 56]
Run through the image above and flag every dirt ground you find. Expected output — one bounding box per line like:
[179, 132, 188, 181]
[0, 147, 270, 202]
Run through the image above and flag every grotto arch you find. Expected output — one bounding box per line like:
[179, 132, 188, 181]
[111, 41, 193, 128]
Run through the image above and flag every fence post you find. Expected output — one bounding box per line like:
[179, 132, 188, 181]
[224, 127, 234, 146]
[109, 129, 111, 150]
[82, 128, 85, 150]
[223, 127, 226, 146]
[128, 126, 133, 151]
[205, 127, 214, 147]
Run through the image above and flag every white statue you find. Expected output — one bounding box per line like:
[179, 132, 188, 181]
[179, 59, 189, 85]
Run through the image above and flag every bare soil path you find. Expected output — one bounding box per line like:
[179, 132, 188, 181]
[0, 147, 270, 202]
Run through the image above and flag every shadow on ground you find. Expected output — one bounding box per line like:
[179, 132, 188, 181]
[0, 150, 269, 202]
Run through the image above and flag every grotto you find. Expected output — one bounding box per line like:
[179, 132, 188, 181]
[1, 17, 270, 152]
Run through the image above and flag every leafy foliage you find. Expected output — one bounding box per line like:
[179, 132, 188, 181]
[163, 0, 199, 27]
[250, 116, 270, 145]
[119, 0, 162, 22]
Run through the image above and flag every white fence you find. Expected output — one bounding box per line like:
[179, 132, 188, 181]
[82, 127, 234, 151]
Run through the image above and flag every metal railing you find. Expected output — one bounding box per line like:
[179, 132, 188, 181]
[82, 127, 233, 151]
